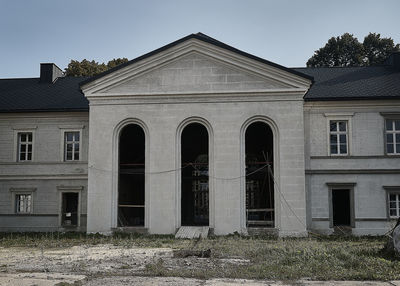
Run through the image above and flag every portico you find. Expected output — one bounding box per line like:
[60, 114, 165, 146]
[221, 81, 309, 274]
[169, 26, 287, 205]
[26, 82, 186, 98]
[81, 33, 311, 236]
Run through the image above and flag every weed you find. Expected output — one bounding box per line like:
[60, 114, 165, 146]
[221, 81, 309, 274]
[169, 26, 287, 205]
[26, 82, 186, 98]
[1, 232, 400, 280]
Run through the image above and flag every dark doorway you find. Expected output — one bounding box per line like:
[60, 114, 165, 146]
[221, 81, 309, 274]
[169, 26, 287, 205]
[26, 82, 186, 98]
[245, 122, 274, 227]
[61, 193, 79, 227]
[118, 124, 145, 227]
[181, 123, 209, 226]
[332, 189, 351, 226]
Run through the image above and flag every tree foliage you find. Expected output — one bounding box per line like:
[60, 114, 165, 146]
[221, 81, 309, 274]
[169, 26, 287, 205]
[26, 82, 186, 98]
[363, 33, 400, 66]
[307, 33, 400, 67]
[65, 58, 129, 77]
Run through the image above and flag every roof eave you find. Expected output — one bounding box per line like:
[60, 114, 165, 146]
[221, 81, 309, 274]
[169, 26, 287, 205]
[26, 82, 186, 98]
[0, 108, 89, 113]
[304, 96, 400, 101]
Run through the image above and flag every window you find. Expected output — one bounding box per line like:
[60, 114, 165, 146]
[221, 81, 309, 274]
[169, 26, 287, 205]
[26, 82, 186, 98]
[389, 193, 400, 218]
[15, 194, 32, 213]
[18, 132, 33, 161]
[385, 119, 400, 154]
[329, 120, 348, 155]
[64, 131, 80, 161]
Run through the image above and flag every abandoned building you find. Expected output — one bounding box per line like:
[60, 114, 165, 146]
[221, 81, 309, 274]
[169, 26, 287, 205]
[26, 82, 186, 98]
[0, 33, 399, 236]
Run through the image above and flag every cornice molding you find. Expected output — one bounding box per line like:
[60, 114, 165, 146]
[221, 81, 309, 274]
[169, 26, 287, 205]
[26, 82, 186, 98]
[82, 39, 311, 97]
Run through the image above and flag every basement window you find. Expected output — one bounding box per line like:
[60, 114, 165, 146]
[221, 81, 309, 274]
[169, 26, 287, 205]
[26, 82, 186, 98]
[389, 193, 400, 217]
[10, 188, 36, 214]
[15, 194, 32, 214]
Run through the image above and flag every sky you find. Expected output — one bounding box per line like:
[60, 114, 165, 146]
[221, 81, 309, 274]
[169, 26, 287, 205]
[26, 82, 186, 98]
[1, 0, 399, 78]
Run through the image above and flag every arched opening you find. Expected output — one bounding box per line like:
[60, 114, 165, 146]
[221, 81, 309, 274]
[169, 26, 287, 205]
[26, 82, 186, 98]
[245, 122, 274, 228]
[118, 124, 145, 226]
[181, 123, 209, 226]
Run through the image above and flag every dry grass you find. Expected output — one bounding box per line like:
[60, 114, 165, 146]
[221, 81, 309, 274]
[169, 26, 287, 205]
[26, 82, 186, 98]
[1, 232, 399, 280]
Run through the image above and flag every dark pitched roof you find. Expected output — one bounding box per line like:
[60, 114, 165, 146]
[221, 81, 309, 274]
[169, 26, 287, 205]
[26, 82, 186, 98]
[0, 77, 88, 112]
[79, 32, 313, 87]
[294, 66, 400, 101]
[1, 34, 400, 114]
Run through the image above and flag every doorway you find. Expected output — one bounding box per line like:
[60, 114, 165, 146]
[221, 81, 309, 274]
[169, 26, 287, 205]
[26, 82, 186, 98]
[61, 192, 79, 227]
[245, 121, 274, 228]
[332, 189, 351, 226]
[118, 124, 145, 227]
[181, 123, 209, 226]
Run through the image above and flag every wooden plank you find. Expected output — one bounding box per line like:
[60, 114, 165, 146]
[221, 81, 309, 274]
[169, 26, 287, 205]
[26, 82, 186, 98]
[246, 208, 274, 212]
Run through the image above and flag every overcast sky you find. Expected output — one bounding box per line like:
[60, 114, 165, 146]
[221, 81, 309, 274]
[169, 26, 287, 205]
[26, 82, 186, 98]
[1, 0, 399, 78]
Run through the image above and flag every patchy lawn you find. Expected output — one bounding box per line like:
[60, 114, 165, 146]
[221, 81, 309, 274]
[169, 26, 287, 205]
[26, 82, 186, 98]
[0, 232, 399, 281]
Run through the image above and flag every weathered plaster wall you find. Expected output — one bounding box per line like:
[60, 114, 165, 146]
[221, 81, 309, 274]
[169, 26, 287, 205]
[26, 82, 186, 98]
[0, 113, 89, 231]
[304, 101, 400, 235]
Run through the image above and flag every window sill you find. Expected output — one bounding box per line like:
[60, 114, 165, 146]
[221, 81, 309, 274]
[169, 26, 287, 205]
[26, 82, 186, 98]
[13, 213, 33, 216]
[310, 155, 400, 159]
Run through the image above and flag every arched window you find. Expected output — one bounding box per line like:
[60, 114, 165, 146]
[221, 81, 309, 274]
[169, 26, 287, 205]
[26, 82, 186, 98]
[181, 123, 209, 226]
[245, 122, 274, 228]
[118, 124, 145, 226]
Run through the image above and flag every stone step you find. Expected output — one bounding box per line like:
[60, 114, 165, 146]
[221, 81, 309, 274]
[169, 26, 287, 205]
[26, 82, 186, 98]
[175, 226, 209, 239]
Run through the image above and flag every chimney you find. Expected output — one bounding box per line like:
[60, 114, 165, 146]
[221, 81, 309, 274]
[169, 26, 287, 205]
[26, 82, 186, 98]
[40, 63, 64, 83]
[385, 52, 400, 71]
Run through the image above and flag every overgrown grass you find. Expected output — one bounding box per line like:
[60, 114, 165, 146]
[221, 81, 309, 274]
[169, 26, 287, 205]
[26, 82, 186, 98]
[0, 232, 187, 248]
[144, 234, 400, 281]
[1, 232, 399, 280]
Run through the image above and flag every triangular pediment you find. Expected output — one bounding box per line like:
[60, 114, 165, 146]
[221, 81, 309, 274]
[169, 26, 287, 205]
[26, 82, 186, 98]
[81, 35, 312, 97]
[100, 52, 293, 95]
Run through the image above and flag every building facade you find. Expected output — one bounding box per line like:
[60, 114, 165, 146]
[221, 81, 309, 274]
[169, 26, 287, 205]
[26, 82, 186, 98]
[1, 34, 399, 236]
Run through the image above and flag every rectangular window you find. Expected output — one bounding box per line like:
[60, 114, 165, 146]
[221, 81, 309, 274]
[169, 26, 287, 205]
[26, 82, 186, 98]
[18, 132, 33, 161]
[386, 119, 400, 154]
[389, 193, 400, 218]
[64, 132, 80, 161]
[329, 120, 348, 155]
[15, 194, 32, 213]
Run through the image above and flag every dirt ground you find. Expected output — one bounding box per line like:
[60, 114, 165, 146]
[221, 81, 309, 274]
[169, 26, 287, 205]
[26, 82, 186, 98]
[0, 243, 251, 285]
[1, 243, 399, 286]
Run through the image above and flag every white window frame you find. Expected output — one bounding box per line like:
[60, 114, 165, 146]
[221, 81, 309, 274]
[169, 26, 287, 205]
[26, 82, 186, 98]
[10, 188, 36, 214]
[384, 186, 400, 219]
[324, 113, 354, 156]
[59, 125, 84, 162]
[64, 131, 81, 161]
[384, 118, 400, 155]
[13, 127, 37, 162]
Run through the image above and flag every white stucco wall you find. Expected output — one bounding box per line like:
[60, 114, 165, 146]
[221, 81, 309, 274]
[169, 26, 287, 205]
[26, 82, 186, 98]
[84, 42, 311, 236]
[86, 99, 307, 235]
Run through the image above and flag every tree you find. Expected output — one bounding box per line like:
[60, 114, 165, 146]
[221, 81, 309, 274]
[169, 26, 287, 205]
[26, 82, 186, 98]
[107, 58, 129, 69]
[363, 33, 400, 66]
[307, 33, 364, 67]
[65, 58, 129, 77]
[307, 32, 400, 67]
